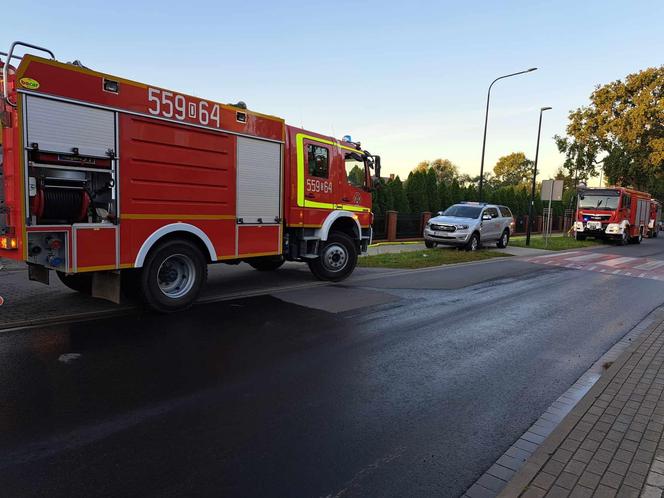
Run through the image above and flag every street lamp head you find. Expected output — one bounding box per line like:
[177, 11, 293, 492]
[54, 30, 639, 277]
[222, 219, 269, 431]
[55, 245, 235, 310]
[528, 67, 538, 72]
[541, 106, 552, 111]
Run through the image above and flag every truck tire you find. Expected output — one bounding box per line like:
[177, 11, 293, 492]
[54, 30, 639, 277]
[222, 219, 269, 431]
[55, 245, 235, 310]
[496, 229, 510, 248]
[248, 256, 285, 271]
[575, 232, 586, 241]
[619, 230, 629, 246]
[56, 271, 92, 295]
[308, 232, 357, 282]
[140, 239, 207, 313]
[465, 233, 480, 251]
[425, 240, 436, 249]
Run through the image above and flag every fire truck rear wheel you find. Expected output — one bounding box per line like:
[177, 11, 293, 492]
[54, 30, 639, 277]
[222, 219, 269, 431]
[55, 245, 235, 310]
[140, 239, 207, 313]
[308, 232, 358, 282]
[56, 271, 92, 295]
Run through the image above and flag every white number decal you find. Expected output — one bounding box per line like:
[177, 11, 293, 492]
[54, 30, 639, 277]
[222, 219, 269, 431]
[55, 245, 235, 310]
[161, 91, 174, 118]
[174, 94, 186, 120]
[306, 178, 333, 194]
[148, 87, 160, 115]
[147, 87, 221, 128]
[199, 101, 209, 125]
[210, 104, 220, 128]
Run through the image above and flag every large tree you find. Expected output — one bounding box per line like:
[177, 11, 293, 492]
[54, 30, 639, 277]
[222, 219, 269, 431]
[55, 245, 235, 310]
[412, 158, 460, 183]
[555, 66, 664, 191]
[492, 152, 533, 187]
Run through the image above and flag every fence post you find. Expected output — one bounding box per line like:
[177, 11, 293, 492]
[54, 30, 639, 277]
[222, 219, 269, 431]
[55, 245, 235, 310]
[421, 212, 431, 234]
[387, 210, 398, 242]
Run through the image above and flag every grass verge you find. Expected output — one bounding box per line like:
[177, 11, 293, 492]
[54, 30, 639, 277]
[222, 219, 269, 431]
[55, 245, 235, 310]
[358, 248, 510, 269]
[509, 235, 600, 251]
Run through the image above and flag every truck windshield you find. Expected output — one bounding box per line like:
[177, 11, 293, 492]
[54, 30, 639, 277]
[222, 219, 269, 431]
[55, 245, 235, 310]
[578, 194, 620, 210]
[345, 156, 365, 187]
[443, 205, 482, 218]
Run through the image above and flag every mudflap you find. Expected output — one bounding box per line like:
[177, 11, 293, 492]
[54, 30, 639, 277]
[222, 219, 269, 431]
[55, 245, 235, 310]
[92, 271, 121, 304]
[27, 263, 49, 285]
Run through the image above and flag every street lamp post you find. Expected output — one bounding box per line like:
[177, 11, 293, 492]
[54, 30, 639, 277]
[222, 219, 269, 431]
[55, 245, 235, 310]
[478, 67, 538, 202]
[525, 106, 552, 246]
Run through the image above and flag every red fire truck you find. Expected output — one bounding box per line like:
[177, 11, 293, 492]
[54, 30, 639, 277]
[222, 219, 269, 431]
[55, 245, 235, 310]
[573, 186, 651, 245]
[648, 200, 661, 238]
[0, 42, 379, 311]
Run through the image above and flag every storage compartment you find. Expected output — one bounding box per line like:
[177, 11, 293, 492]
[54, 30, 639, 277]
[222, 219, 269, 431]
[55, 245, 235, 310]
[236, 136, 281, 224]
[73, 225, 117, 271]
[23, 96, 118, 226]
[238, 225, 280, 257]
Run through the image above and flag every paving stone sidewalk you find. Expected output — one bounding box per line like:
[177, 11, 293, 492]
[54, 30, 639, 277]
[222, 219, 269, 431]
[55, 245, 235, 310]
[499, 305, 664, 497]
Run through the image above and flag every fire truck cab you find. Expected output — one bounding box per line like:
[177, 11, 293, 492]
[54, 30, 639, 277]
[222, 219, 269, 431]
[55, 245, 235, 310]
[0, 42, 379, 312]
[573, 186, 651, 245]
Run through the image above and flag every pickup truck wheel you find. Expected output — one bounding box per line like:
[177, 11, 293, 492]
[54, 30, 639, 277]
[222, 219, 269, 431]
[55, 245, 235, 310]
[56, 271, 92, 295]
[424, 240, 436, 249]
[248, 256, 285, 271]
[308, 232, 357, 282]
[140, 239, 207, 313]
[496, 229, 509, 248]
[466, 233, 480, 252]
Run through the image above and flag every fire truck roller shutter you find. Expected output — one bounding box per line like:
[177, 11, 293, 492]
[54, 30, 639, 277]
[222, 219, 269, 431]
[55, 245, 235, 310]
[314, 210, 362, 242]
[25, 95, 115, 157]
[236, 136, 281, 224]
[133, 223, 217, 268]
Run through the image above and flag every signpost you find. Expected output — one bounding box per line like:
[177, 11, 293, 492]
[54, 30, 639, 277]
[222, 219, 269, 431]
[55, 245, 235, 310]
[541, 179, 564, 247]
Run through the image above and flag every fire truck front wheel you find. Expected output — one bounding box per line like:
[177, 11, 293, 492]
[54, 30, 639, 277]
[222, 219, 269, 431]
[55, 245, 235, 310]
[56, 271, 92, 295]
[308, 232, 358, 282]
[140, 239, 207, 313]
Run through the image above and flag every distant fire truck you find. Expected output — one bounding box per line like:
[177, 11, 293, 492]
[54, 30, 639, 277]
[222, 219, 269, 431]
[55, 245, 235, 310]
[573, 185, 651, 245]
[0, 42, 379, 311]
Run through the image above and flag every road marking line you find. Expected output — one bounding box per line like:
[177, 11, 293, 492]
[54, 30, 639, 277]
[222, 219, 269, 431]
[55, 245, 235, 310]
[588, 266, 597, 271]
[566, 253, 605, 262]
[640, 273, 647, 278]
[598, 256, 638, 267]
[634, 261, 664, 271]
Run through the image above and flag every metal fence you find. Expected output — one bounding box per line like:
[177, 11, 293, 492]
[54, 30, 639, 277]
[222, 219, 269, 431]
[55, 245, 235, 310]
[372, 215, 387, 240]
[396, 213, 422, 239]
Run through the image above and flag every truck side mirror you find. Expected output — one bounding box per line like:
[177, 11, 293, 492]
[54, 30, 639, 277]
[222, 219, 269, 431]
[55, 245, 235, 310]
[374, 156, 381, 179]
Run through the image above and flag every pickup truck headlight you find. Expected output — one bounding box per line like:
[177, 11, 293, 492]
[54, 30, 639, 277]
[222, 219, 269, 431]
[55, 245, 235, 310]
[454, 224, 469, 230]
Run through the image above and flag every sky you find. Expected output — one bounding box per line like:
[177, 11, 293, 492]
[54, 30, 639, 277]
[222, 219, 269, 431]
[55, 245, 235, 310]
[4, 0, 663, 184]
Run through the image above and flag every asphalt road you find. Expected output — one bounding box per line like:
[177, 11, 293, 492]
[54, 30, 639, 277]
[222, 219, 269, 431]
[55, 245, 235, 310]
[2, 239, 664, 497]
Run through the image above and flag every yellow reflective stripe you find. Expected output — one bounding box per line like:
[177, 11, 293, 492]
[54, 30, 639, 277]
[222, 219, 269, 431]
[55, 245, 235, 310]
[295, 133, 367, 208]
[303, 200, 369, 213]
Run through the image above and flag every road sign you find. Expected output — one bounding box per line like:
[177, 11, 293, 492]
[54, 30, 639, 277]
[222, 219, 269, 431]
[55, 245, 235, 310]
[541, 179, 564, 201]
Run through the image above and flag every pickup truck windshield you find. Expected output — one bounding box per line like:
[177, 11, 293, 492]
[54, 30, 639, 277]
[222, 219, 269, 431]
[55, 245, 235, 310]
[443, 205, 482, 219]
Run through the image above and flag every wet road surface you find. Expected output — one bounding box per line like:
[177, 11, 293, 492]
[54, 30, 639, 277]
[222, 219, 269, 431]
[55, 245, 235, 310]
[1, 239, 664, 497]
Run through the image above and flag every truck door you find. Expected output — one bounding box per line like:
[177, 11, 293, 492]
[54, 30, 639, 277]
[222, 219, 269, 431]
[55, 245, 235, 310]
[482, 207, 501, 241]
[303, 140, 336, 208]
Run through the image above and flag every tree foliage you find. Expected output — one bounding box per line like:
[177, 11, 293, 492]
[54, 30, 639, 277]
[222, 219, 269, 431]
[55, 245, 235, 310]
[493, 152, 533, 187]
[556, 66, 664, 192]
